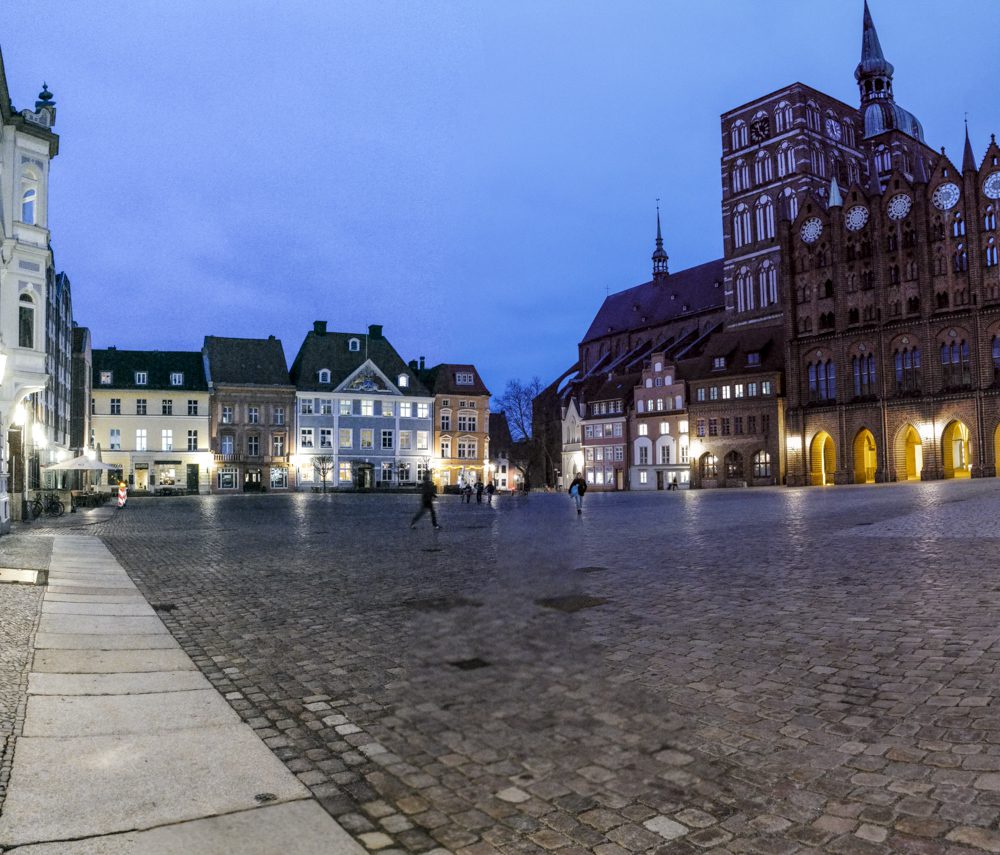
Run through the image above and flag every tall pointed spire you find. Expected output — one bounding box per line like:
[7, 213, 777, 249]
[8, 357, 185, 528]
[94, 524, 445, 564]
[652, 202, 669, 280]
[856, 1, 893, 82]
[963, 119, 977, 173]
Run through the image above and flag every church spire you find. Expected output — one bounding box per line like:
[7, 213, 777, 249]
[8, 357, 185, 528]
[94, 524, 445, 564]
[828, 176, 844, 209]
[652, 203, 669, 280]
[963, 119, 977, 173]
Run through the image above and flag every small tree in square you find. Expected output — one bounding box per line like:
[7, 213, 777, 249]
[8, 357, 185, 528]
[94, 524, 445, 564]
[313, 455, 336, 493]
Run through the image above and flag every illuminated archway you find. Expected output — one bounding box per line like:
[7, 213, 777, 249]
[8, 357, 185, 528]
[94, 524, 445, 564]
[853, 429, 877, 484]
[809, 431, 836, 486]
[942, 420, 971, 479]
[901, 425, 923, 481]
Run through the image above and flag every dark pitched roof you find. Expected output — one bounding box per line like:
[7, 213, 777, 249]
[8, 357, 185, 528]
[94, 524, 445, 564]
[420, 363, 491, 397]
[677, 325, 784, 381]
[91, 349, 208, 391]
[289, 327, 428, 396]
[588, 372, 641, 405]
[203, 336, 291, 387]
[581, 259, 726, 344]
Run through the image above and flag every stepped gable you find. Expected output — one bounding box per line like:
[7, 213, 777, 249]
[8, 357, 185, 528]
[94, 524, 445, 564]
[203, 336, 290, 386]
[580, 258, 724, 344]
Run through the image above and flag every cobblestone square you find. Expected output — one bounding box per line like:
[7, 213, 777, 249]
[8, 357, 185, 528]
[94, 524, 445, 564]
[86, 481, 1000, 853]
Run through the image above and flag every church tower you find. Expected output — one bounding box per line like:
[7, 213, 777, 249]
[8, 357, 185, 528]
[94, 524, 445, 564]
[652, 205, 669, 280]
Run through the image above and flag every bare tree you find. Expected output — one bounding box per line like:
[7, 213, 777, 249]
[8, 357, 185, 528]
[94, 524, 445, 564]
[313, 455, 336, 493]
[496, 378, 545, 490]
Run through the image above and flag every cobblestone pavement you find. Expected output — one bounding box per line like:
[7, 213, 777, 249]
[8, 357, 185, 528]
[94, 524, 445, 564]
[0, 531, 47, 812]
[80, 482, 1000, 854]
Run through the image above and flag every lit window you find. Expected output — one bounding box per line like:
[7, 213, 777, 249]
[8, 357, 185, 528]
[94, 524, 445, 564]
[639, 471, 648, 484]
[360, 429, 374, 449]
[109, 428, 121, 450]
[398, 402, 411, 417]
[339, 400, 352, 416]
[221, 406, 233, 424]
[221, 435, 234, 454]
[417, 431, 429, 450]
[399, 430, 411, 449]
[417, 403, 429, 418]
[361, 399, 374, 416]
[398, 374, 409, 388]
[300, 428, 314, 448]
[722, 386, 731, 400]
[161, 429, 173, 451]
[339, 428, 352, 448]
[136, 429, 147, 451]
[638, 423, 648, 436]
[339, 462, 352, 481]
[710, 387, 719, 400]
[100, 371, 112, 384]
[273, 434, 285, 456]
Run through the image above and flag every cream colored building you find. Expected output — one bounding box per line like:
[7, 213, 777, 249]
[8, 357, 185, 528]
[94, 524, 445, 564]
[91, 349, 212, 493]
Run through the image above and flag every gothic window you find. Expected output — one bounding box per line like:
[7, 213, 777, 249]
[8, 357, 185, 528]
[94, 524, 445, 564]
[907, 296, 920, 314]
[843, 121, 856, 147]
[987, 238, 998, 268]
[754, 151, 773, 184]
[808, 360, 835, 401]
[952, 213, 965, 238]
[758, 260, 777, 305]
[736, 267, 754, 312]
[889, 300, 901, 316]
[846, 272, 857, 291]
[18, 294, 34, 348]
[932, 217, 945, 241]
[993, 335, 1000, 382]
[848, 307, 860, 324]
[848, 159, 859, 185]
[863, 304, 877, 322]
[861, 270, 874, 289]
[940, 340, 971, 387]
[733, 204, 751, 248]
[823, 279, 834, 298]
[852, 353, 876, 396]
[894, 345, 921, 393]
[953, 244, 968, 272]
[731, 120, 747, 150]
[818, 312, 835, 330]
[887, 232, 898, 252]
[888, 264, 900, 284]
[818, 244, 828, 267]
[935, 250, 946, 275]
[782, 187, 798, 221]
[806, 101, 820, 131]
[936, 291, 950, 308]
[752, 450, 772, 479]
[732, 159, 749, 193]
[875, 144, 891, 172]
[774, 102, 793, 133]
[846, 243, 856, 262]
[905, 260, 918, 280]
[777, 143, 795, 177]
[754, 195, 775, 240]
[810, 146, 826, 177]
[861, 238, 872, 257]
[903, 227, 917, 248]
[699, 453, 718, 479]
[986, 205, 997, 231]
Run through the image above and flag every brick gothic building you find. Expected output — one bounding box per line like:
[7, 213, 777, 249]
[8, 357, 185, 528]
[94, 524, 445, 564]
[779, 6, 1000, 486]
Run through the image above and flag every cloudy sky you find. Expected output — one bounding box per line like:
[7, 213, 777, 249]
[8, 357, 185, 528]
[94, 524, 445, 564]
[5, 1, 1000, 395]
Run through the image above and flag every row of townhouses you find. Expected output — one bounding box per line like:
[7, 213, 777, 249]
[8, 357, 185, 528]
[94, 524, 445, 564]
[81, 323, 510, 496]
[542, 4, 1000, 492]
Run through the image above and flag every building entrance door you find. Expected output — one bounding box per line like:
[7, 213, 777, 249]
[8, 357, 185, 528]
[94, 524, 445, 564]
[656, 471, 664, 490]
[244, 468, 263, 491]
[186, 465, 199, 493]
[355, 464, 373, 490]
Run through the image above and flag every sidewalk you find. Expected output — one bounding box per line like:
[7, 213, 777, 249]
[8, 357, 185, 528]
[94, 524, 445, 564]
[0, 533, 364, 854]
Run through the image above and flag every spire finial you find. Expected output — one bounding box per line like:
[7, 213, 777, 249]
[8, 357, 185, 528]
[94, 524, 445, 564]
[828, 176, 844, 209]
[652, 200, 669, 280]
[963, 117, 977, 173]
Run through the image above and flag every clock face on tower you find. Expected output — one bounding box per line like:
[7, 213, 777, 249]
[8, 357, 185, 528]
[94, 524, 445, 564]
[800, 217, 823, 244]
[887, 193, 913, 220]
[984, 172, 1000, 200]
[825, 118, 842, 141]
[932, 182, 961, 210]
[750, 117, 770, 143]
[845, 205, 869, 231]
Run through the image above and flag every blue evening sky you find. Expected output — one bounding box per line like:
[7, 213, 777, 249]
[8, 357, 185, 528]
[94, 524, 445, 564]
[5, 1, 999, 395]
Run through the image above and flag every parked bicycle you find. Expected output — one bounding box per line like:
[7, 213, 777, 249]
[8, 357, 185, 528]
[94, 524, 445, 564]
[30, 493, 65, 519]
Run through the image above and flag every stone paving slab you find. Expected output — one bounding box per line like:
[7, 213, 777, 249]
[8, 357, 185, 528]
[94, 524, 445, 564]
[0, 727, 311, 845]
[36, 615, 167, 635]
[28, 670, 209, 696]
[24, 688, 240, 736]
[33, 632, 180, 651]
[41, 600, 156, 616]
[31, 648, 193, 674]
[4, 799, 362, 854]
[43, 593, 146, 603]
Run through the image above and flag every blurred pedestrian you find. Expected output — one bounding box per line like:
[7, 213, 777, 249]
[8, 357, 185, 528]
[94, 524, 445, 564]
[569, 474, 586, 515]
[411, 471, 441, 529]
[486, 481, 496, 505]
[475, 481, 484, 503]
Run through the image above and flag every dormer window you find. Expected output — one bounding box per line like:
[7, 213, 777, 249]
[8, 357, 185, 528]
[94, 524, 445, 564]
[100, 371, 113, 385]
[747, 352, 761, 366]
[712, 357, 726, 370]
[455, 372, 474, 385]
[170, 372, 184, 386]
[398, 374, 409, 388]
[318, 368, 331, 383]
[348, 338, 360, 352]
[135, 371, 148, 386]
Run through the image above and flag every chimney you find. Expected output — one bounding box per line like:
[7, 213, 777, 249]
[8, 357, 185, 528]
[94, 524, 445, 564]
[419, 356, 425, 370]
[313, 320, 327, 335]
[368, 324, 383, 339]
[408, 359, 418, 371]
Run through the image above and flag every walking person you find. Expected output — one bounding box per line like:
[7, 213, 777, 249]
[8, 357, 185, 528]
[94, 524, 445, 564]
[569, 474, 587, 515]
[411, 471, 441, 530]
[670, 476, 679, 491]
[475, 481, 484, 504]
[463, 482, 472, 504]
[486, 481, 496, 505]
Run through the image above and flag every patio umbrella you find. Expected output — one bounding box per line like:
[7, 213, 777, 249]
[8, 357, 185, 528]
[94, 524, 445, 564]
[42, 455, 118, 471]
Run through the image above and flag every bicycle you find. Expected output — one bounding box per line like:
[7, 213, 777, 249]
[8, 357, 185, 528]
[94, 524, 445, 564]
[31, 493, 64, 519]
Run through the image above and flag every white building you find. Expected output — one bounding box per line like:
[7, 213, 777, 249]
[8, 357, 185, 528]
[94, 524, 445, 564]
[0, 52, 64, 525]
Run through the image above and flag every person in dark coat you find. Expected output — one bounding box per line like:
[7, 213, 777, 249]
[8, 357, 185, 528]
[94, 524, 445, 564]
[462, 482, 472, 503]
[411, 472, 441, 529]
[486, 481, 496, 505]
[569, 474, 587, 514]
[475, 481, 484, 503]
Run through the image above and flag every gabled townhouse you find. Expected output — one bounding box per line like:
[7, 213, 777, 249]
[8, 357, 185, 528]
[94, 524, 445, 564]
[488, 411, 515, 491]
[560, 396, 584, 491]
[629, 351, 691, 489]
[203, 336, 296, 492]
[416, 362, 490, 489]
[580, 373, 638, 491]
[91, 348, 211, 492]
[289, 322, 433, 490]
